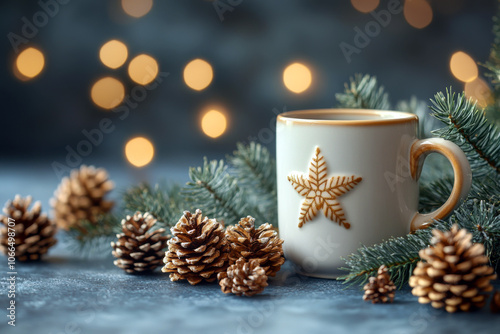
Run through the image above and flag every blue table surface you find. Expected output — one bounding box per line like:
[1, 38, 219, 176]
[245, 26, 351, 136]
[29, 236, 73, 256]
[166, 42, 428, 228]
[0, 163, 499, 334]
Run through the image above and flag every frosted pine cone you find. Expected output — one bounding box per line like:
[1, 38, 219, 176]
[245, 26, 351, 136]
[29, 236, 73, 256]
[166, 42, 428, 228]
[51, 165, 114, 232]
[111, 212, 169, 274]
[218, 258, 268, 297]
[226, 216, 284, 277]
[363, 265, 396, 303]
[409, 225, 497, 313]
[162, 210, 229, 285]
[0, 195, 57, 261]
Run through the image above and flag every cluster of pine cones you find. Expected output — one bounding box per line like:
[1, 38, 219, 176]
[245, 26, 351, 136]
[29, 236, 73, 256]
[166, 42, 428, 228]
[160, 210, 284, 296]
[110, 209, 284, 297]
[0, 165, 114, 262]
[363, 225, 499, 314]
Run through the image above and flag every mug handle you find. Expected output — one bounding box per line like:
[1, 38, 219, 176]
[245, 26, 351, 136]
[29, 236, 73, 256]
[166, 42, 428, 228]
[409, 138, 472, 232]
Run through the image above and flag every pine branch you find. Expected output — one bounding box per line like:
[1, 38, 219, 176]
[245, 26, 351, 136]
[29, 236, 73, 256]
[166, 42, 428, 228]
[122, 183, 183, 228]
[430, 89, 500, 176]
[396, 96, 438, 138]
[336, 74, 391, 110]
[182, 158, 268, 226]
[338, 220, 451, 288]
[227, 142, 277, 224]
[339, 200, 500, 288]
[64, 213, 121, 257]
[419, 172, 500, 212]
[452, 201, 500, 270]
[418, 176, 454, 213]
[483, 1, 500, 125]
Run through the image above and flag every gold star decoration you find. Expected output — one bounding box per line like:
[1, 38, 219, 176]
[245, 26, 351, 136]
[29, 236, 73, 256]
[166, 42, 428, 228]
[287, 146, 362, 229]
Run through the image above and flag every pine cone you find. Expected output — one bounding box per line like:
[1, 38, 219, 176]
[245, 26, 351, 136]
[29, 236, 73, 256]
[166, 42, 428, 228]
[226, 216, 284, 277]
[51, 165, 114, 232]
[111, 212, 169, 274]
[363, 265, 396, 303]
[218, 258, 268, 297]
[409, 225, 497, 313]
[491, 291, 500, 314]
[162, 210, 229, 285]
[0, 195, 57, 261]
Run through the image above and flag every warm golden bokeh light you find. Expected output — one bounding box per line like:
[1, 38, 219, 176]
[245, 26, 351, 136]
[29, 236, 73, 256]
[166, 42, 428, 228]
[128, 54, 158, 85]
[99, 40, 128, 69]
[121, 0, 153, 18]
[450, 51, 478, 83]
[404, 0, 433, 29]
[125, 137, 155, 167]
[201, 109, 227, 138]
[183, 59, 214, 91]
[283, 63, 312, 94]
[465, 77, 493, 108]
[350, 0, 380, 13]
[15, 47, 45, 79]
[90, 77, 125, 109]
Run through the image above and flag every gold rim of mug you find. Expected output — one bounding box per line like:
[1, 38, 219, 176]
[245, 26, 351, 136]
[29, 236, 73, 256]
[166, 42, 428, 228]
[277, 109, 418, 126]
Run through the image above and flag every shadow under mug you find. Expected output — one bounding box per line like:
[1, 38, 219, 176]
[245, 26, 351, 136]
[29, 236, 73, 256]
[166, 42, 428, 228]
[276, 109, 472, 278]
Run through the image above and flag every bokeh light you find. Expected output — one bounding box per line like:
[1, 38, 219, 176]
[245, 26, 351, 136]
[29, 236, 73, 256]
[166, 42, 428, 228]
[90, 77, 125, 109]
[15, 47, 45, 80]
[201, 109, 227, 138]
[350, 0, 380, 13]
[121, 0, 153, 18]
[465, 77, 493, 108]
[404, 0, 433, 29]
[125, 137, 155, 167]
[283, 63, 312, 94]
[128, 54, 158, 85]
[450, 51, 478, 83]
[99, 40, 128, 69]
[183, 59, 214, 91]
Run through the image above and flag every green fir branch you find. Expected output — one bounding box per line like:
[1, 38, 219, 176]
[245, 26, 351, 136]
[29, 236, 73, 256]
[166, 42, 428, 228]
[430, 89, 500, 176]
[122, 183, 183, 228]
[418, 176, 454, 213]
[65, 213, 121, 257]
[227, 142, 277, 224]
[483, 0, 500, 124]
[339, 201, 500, 288]
[338, 220, 451, 288]
[336, 74, 391, 110]
[182, 158, 268, 226]
[396, 96, 438, 138]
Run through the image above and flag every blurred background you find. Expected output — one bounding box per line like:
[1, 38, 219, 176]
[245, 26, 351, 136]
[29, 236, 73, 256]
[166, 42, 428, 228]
[0, 0, 497, 205]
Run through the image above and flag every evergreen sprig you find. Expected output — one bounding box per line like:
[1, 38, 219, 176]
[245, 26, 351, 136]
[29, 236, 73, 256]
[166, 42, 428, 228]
[430, 89, 500, 176]
[396, 96, 437, 138]
[340, 201, 500, 288]
[335, 74, 391, 110]
[484, 0, 500, 124]
[65, 213, 121, 257]
[182, 158, 268, 225]
[227, 142, 277, 224]
[339, 219, 451, 288]
[122, 183, 183, 228]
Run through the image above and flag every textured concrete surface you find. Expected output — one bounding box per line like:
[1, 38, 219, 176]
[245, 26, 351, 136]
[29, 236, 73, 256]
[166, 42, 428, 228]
[0, 251, 499, 334]
[0, 167, 499, 334]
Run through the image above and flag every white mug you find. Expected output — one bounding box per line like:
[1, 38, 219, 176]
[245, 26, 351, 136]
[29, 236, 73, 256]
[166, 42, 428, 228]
[276, 109, 471, 278]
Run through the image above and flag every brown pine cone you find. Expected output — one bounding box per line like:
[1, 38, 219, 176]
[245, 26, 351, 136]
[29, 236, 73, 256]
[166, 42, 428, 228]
[218, 258, 268, 297]
[226, 216, 284, 277]
[0, 195, 57, 261]
[162, 210, 229, 285]
[51, 165, 114, 232]
[111, 212, 169, 274]
[363, 265, 396, 303]
[409, 225, 497, 313]
[491, 291, 500, 314]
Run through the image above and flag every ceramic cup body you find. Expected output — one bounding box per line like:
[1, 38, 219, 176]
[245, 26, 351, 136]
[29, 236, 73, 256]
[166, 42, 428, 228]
[276, 109, 471, 278]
